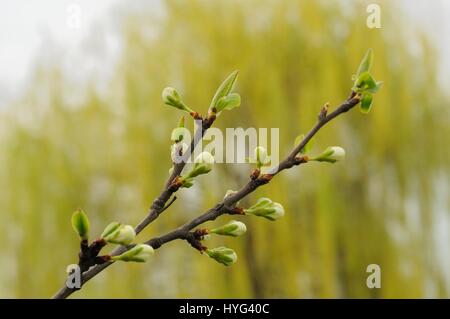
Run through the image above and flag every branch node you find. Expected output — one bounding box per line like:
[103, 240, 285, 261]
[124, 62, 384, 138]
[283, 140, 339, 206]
[318, 102, 329, 121]
[293, 155, 308, 166]
[149, 238, 163, 249]
[193, 228, 209, 240]
[168, 176, 183, 192]
[250, 168, 261, 180]
[228, 207, 245, 215]
[185, 233, 207, 252]
[205, 111, 216, 125]
[190, 111, 202, 120]
[94, 255, 111, 265]
[88, 238, 107, 257]
[258, 174, 273, 185]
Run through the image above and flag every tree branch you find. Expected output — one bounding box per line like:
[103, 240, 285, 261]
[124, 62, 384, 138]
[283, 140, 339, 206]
[145, 93, 361, 250]
[52, 92, 359, 299]
[52, 116, 214, 299]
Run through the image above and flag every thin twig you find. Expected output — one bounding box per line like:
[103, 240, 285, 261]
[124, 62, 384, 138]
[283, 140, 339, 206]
[161, 196, 178, 212]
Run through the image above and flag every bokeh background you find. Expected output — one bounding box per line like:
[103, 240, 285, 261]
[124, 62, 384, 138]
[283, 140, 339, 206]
[1, 0, 449, 298]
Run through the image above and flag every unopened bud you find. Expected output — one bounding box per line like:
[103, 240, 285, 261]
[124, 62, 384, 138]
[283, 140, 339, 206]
[71, 209, 90, 240]
[254, 146, 270, 168]
[310, 146, 345, 163]
[205, 246, 237, 266]
[162, 87, 194, 113]
[209, 220, 247, 237]
[112, 244, 154, 263]
[101, 223, 136, 246]
[244, 198, 285, 221]
[180, 152, 215, 187]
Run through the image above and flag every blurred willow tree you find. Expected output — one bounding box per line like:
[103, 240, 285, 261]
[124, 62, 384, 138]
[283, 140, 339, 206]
[0, 0, 449, 298]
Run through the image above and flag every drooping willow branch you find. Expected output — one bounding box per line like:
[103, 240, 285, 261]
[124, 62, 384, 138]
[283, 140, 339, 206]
[53, 50, 381, 299]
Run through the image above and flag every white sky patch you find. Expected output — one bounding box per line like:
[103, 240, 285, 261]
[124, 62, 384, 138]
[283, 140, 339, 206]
[0, 0, 449, 109]
[400, 0, 450, 93]
[0, 0, 122, 109]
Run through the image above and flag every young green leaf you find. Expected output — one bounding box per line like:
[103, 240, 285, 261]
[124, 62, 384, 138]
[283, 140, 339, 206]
[71, 209, 90, 240]
[205, 247, 237, 266]
[310, 146, 346, 163]
[102, 224, 136, 246]
[360, 93, 374, 113]
[353, 72, 377, 92]
[112, 244, 154, 263]
[216, 93, 241, 112]
[162, 87, 194, 113]
[369, 81, 383, 94]
[179, 152, 215, 188]
[101, 222, 121, 239]
[244, 198, 285, 221]
[254, 146, 270, 168]
[355, 49, 373, 78]
[209, 220, 247, 237]
[209, 70, 239, 112]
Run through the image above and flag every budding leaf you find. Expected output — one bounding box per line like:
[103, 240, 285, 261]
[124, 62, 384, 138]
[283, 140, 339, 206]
[102, 224, 136, 246]
[310, 146, 346, 163]
[206, 246, 237, 266]
[210, 220, 247, 237]
[244, 198, 285, 221]
[355, 49, 373, 78]
[352, 50, 381, 113]
[353, 72, 377, 92]
[180, 178, 194, 188]
[216, 93, 241, 112]
[360, 93, 374, 113]
[371, 81, 383, 94]
[71, 209, 90, 240]
[210, 70, 239, 112]
[101, 222, 121, 239]
[184, 152, 215, 179]
[254, 146, 270, 168]
[112, 244, 154, 263]
[162, 87, 194, 113]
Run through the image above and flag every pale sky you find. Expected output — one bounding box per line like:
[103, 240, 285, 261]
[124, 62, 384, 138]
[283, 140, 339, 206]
[0, 0, 449, 109]
[0, 0, 122, 109]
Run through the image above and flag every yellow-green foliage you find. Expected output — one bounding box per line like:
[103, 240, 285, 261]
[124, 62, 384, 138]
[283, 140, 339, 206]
[0, 0, 449, 297]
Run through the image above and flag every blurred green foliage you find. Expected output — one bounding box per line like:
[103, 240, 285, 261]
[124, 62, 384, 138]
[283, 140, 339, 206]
[0, 0, 449, 298]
